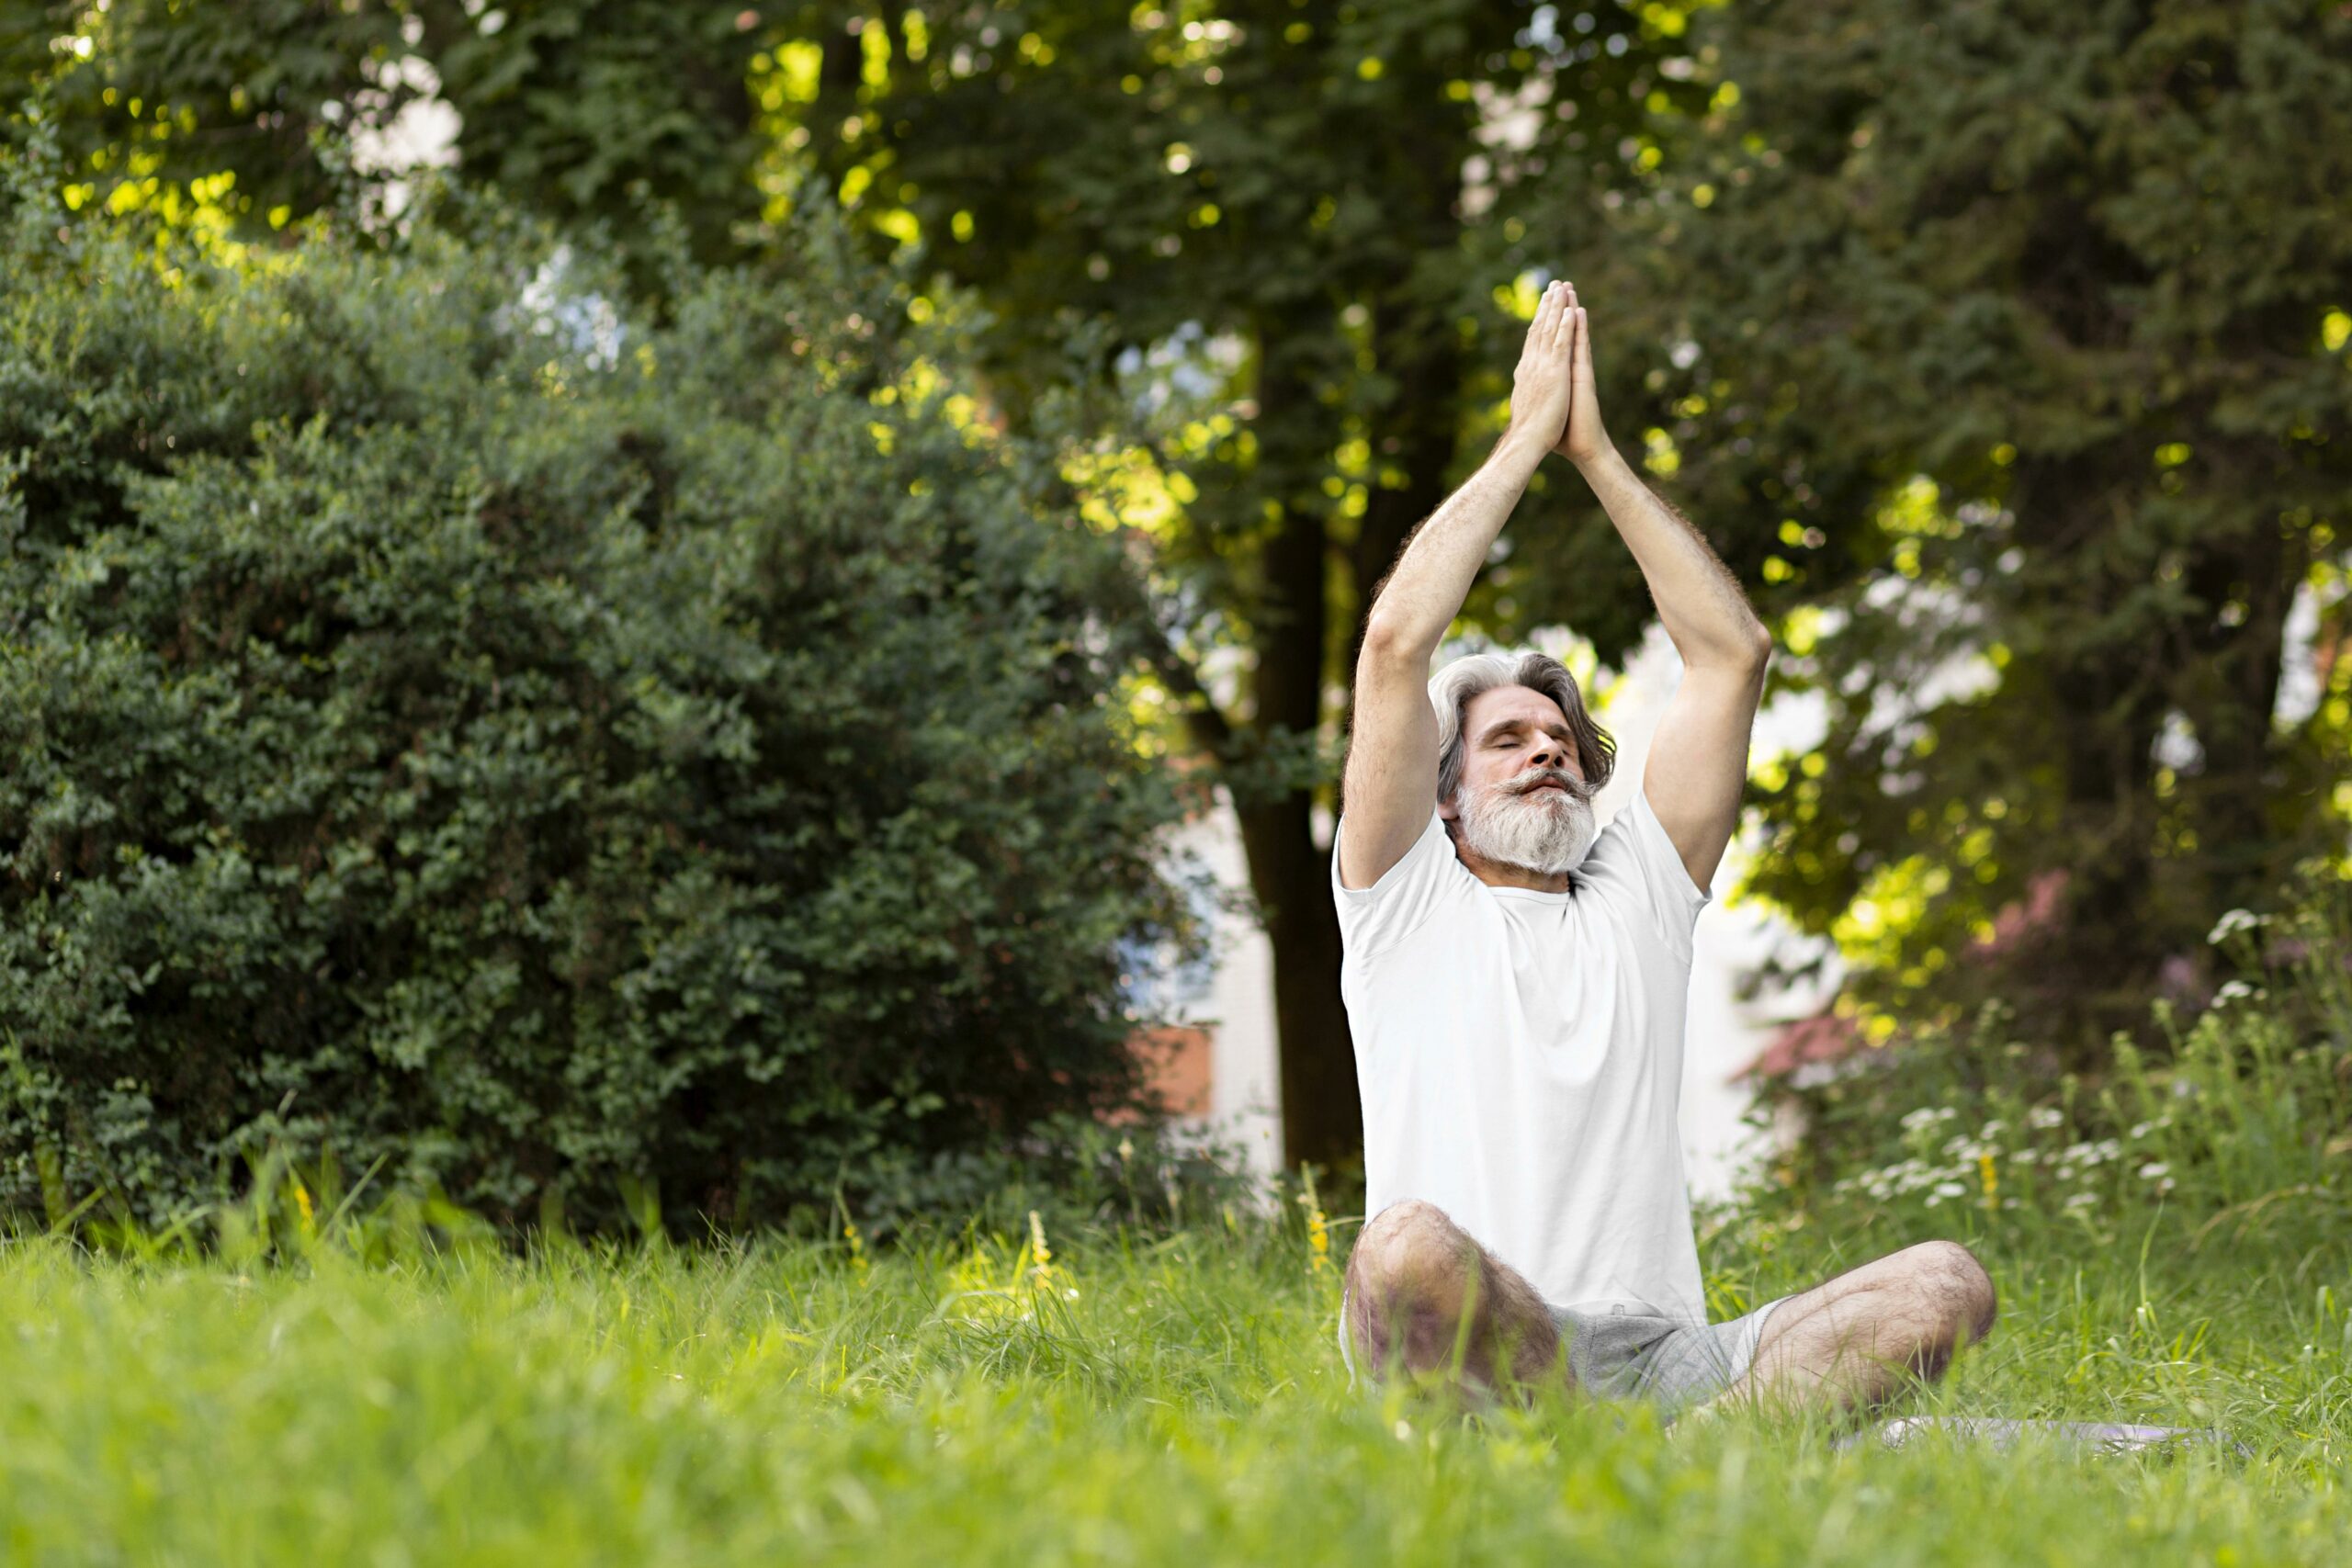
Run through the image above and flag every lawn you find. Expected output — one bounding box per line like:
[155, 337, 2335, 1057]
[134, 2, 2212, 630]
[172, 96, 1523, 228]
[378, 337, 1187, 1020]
[2, 1185, 2345, 1566]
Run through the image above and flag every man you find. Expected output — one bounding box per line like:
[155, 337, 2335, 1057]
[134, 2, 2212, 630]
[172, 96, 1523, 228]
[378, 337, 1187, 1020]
[1333, 277, 1996, 1416]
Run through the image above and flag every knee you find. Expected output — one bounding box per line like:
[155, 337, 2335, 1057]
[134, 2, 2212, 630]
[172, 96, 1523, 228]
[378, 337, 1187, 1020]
[1347, 1199, 1475, 1302]
[1903, 1239, 1998, 1345]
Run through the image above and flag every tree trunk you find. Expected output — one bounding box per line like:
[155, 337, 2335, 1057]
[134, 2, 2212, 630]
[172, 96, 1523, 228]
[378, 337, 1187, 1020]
[1238, 300, 1363, 1171]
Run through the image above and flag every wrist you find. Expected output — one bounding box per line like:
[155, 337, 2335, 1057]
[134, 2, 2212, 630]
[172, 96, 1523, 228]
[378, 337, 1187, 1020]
[1569, 438, 1625, 479]
[1492, 424, 1553, 478]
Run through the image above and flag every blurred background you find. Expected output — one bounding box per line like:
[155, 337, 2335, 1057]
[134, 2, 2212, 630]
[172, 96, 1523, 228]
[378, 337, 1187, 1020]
[2, 0, 2347, 1229]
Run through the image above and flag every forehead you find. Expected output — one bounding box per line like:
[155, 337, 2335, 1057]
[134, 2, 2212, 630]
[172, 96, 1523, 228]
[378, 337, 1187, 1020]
[1464, 683, 1572, 737]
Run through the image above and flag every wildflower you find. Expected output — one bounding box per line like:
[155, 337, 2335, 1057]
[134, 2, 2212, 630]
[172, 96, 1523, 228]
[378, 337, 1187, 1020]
[2206, 908, 2265, 946]
[842, 1216, 870, 1284]
[290, 1178, 314, 1234]
[2028, 1106, 2064, 1131]
[1934, 1181, 1967, 1199]
[2065, 1191, 2098, 1211]
[2138, 1162, 2170, 1181]
[1978, 1153, 1998, 1210]
[2129, 1122, 2155, 1140]
[2212, 979, 2257, 1007]
[1297, 1168, 1334, 1278]
[1901, 1107, 1957, 1134]
[1979, 1119, 2007, 1139]
[1028, 1210, 1055, 1292]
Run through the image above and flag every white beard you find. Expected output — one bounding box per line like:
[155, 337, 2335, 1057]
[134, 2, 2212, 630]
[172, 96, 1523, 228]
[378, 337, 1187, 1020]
[1453, 771, 1599, 877]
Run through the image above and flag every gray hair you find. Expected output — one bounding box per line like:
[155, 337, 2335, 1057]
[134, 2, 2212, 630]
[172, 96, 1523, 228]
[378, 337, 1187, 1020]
[1430, 651, 1616, 806]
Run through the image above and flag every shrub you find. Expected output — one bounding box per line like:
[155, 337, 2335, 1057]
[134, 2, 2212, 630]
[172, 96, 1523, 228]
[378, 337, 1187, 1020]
[1736, 864, 2352, 1254]
[0, 175, 1195, 1235]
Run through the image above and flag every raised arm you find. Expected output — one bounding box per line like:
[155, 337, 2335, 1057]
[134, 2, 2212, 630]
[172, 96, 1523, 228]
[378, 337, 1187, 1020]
[1340, 279, 1580, 890]
[1554, 284, 1773, 893]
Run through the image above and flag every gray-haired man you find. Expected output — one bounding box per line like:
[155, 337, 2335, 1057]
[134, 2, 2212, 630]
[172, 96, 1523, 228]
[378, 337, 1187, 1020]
[1333, 277, 1995, 1415]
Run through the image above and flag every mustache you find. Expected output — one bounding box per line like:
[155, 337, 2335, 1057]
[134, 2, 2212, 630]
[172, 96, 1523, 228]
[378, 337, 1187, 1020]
[1502, 766, 1593, 803]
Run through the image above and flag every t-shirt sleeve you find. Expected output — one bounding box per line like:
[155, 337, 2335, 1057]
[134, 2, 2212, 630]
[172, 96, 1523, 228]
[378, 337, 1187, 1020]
[1330, 808, 1464, 957]
[1583, 784, 1713, 955]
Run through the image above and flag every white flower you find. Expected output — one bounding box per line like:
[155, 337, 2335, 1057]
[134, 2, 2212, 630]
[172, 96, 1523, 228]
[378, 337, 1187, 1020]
[1934, 1181, 1967, 1199]
[2029, 1107, 2064, 1130]
[2206, 908, 2265, 945]
[1979, 1119, 2007, 1138]
[2065, 1191, 2099, 1210]
[2213, 980, 2256, 1006]
[2138, 1163, 2170, 1180]
[1902, 1107, 1956, 1133]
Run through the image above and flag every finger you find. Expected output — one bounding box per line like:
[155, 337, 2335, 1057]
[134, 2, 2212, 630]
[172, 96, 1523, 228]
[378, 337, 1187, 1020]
[1574, 306, 1593, 370]
[1547, 281, 1571, 351]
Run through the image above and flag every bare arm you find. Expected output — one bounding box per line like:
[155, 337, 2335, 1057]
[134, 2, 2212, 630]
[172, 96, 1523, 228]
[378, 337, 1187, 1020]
[1555, 285, 1772, 892]
[1340, 281, 1581, 890]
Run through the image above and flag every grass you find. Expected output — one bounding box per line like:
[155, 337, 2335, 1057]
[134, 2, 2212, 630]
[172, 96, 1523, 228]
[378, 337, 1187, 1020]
[1, 1189, 2346, 1567]
[6, 888, 2346, 1562]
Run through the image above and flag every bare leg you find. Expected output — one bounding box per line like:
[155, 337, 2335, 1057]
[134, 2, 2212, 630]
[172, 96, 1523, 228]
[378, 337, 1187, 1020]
[1709, 1240, 1997, 1417]
[1342, 1199, 1571, 1400]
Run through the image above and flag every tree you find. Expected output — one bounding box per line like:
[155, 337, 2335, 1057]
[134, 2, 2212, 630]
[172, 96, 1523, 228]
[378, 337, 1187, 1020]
[7, 1, 1718, 1167]
[779, 0, 1703, 1167]
[1511, 0, 2352, 1061]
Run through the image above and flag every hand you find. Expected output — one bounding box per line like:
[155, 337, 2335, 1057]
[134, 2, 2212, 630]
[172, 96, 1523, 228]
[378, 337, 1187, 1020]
[1504, 278, 1577, 461]
[1552, 282, 1612, 467]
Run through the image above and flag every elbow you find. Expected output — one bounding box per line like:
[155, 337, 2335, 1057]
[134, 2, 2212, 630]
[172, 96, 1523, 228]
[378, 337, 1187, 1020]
[1358, 613, 1427, 669]
[1694, 621, 1773, 679]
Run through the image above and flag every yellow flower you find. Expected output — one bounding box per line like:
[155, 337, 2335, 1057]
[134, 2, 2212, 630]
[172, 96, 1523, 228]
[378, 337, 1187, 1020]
[1978, 1152, 1998, 1210]
[1028, 1210, 1054, 1291]
[841, 1212, 870, 1284]
[1298, 1168, 1333, 1277]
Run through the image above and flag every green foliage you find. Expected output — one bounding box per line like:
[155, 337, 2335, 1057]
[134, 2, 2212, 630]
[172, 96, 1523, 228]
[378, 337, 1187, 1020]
[0, 174, 1194, 1235]
[6, 0, 1714, 1168]
[1535, 0, 2352, 1055]
[2, 0, 769, 261]
[1747, 863, 2352, 1259]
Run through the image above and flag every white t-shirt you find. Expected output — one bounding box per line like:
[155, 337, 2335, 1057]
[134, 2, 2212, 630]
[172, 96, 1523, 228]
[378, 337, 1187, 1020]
[1331, 787, 1713, 1323]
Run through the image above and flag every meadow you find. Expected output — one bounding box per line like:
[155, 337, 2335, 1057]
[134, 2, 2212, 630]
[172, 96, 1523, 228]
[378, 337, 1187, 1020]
[1, 1148, 2346, 1567]
[1, 897, 2346, 1565]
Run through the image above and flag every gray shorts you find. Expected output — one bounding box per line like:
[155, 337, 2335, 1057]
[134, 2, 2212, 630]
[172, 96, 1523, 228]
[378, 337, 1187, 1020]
[1338, 1289, 1786, 1413]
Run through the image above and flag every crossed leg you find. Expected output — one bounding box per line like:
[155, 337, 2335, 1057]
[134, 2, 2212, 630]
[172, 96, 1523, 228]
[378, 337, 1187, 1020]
[1344, 1199, 1999, 1416]
[1708, 1240, 1999, 1416]
[1341, 1199, 1570, 1398]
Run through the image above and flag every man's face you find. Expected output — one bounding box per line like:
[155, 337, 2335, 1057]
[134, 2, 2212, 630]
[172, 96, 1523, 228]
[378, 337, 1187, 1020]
[1441, 683, 1599, 876]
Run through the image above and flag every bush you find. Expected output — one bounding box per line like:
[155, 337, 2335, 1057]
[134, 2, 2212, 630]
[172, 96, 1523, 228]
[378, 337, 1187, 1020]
[0, 174, 1196, 1235]
[1737, 863, 2352, 1255]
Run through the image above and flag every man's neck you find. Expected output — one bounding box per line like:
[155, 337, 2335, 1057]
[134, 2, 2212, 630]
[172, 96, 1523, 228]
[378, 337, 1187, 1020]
[1449, 836, 1574, 894]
